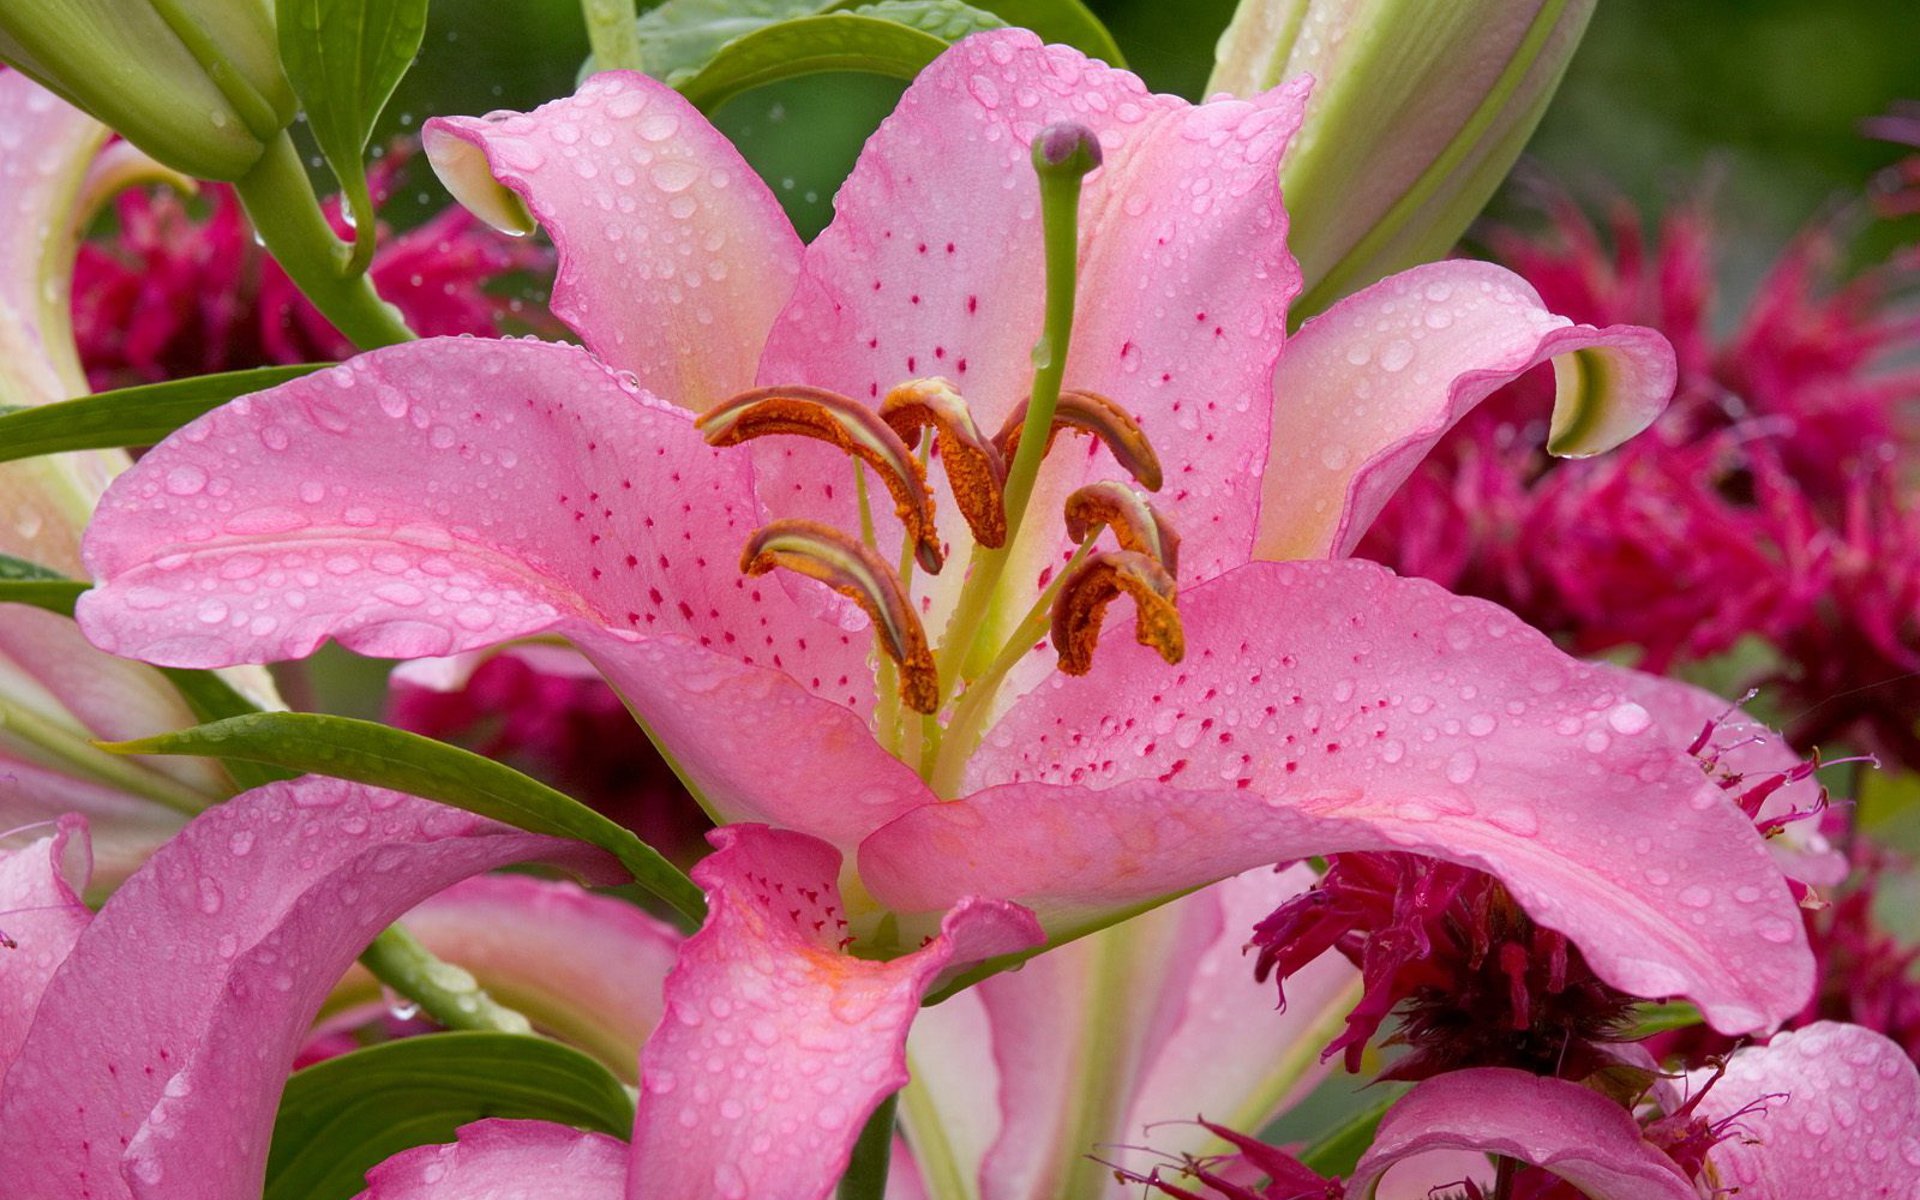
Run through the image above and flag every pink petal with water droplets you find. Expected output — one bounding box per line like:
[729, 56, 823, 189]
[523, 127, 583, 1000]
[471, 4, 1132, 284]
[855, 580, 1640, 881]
[630, 825, 1041, 1200]
[355, 1119, 626, 1200]
[1256, 259, 1677, 561]
[424, 72, 800, 411]
[1347, 1068, 1696, 1200]
[566, 625, 929, 851]
[1692, 1022, 1920, 1197]
[76, 336, 873, 716]
[0, 779, 619, 1200]
[1596, 663, 1848, 887]
[860, 558, 1812, 1035]
[757, 31, 1308, 665]
[0, 813, 90, 1084]
[325, 875, 680, 1081]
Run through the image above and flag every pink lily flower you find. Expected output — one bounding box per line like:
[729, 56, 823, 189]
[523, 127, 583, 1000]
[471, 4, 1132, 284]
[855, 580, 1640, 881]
[0, 69, 274, 884]
[58, 29, 1827, 1198]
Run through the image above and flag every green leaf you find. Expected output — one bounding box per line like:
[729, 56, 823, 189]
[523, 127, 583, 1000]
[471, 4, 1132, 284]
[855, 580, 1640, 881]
[1623, 1000, 1706, 1038]
[841, 0, 1123, 65]
[153, 668, 301, 790]
[0, 554, 87, 616]
[627, 0, 821, 84]
[101, 712, 706, 925]
[265, 1032, 633, 1200]
[277, 0, 430, 275]
[0, 365, 324, 465]
[677, 6, 999, 111]
[1297, 1091, 1397, 1177]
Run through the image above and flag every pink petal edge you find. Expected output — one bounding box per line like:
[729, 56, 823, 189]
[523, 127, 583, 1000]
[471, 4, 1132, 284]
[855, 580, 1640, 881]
[629, 824, 1042, 1200]
[0, 779, 620, 1200]
[1256, 259, 1677, 561]
[354, 1118, 626, 1199]
[0, 813, 91, 1084]
[1348, 1068, 1696, 1200]
[424, 71, 801, 411]
[862, 559, 1814, 1035]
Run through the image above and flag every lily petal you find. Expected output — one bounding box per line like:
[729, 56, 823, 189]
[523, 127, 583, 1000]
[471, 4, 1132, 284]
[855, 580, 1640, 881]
[1346, 1068, 1696, 1200]
[1597, 664, 1848, 887]
[1255, 260, 1676, 561]
[424, 71, 801, 411]
[322, 875, 681, 1082]
[631, 825, 1042, 1200]
[1690, 1022, 1920, 1196]
[860, 559, 1812, 1035]
[76, 336, 873, 712]
[0, 813, 89, 1082]
[759, 30, 1309, 655]
[0, 779, 619, 1200]
[355, 1119, 626, 1200]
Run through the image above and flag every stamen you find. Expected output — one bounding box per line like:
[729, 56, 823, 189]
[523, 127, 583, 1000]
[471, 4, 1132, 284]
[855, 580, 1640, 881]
[880, 378, 1008, 548]
[740, 519, 940, 714]
[1049, 551, 1184, 676]
[994, 389, 1165, 492]
[1063, 481, 1181, 578]
[698, 386, 944, 574]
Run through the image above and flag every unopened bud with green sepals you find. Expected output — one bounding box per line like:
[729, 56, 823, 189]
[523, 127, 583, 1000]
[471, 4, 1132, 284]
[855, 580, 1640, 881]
[1209, 0, 1595, 322]
[0, 0, 293, 181]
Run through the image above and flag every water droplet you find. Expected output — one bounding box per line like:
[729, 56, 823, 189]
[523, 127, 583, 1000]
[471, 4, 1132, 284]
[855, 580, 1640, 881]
[1606, 702, 1653, 735]
[1678, 884, 1713, 908]
[1444, 749, 1478, 784]
[1378, 339, 1415, 372]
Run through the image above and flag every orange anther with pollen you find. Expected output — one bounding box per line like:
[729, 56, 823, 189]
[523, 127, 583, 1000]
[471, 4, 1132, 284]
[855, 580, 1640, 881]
[880, 378, 1008, 549]
[994, 389, 1164, 493]
[1049, 550, 1184, 676]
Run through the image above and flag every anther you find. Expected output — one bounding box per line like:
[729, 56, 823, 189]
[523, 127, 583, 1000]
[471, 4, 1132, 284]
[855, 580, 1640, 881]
[994, 390, 1164, 492]
[740, 519, 940, 714]
[1063, 481, 1180, 579]
[698, 386, 944, 574]
[1049, 551, 1184, 676]
[880, 378, 1008, 548]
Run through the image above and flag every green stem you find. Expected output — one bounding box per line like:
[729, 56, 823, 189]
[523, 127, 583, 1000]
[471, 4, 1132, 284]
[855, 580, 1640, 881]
[582, 0, 646, 73]
[232, 132, 414, 350]
[932, 129, 1096, 698]
[358, 925, 534, 1034]
[1491, 1155, 1519, 1200]
[836, 1094, 899, 1200]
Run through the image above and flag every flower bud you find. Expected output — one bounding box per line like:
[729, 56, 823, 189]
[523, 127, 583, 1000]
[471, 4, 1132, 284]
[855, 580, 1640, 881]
[0, 0, 294, 181]
[1209, 0, 1596, 320]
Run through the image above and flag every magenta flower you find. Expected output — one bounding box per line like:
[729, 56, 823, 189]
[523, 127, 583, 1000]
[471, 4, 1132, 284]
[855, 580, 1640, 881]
[70, 143, 552, 391]
[45, 29, 1827, 1198]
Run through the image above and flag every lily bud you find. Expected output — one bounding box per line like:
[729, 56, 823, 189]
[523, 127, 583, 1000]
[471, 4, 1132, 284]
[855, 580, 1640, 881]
[1209, 0, 1596, 320]
[0, 0, 293, 181]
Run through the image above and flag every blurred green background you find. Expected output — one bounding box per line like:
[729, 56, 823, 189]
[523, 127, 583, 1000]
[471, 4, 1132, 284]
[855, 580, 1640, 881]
[378, 0, 1920, 246]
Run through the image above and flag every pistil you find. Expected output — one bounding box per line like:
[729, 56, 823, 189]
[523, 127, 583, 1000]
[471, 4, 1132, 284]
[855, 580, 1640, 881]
[934, 122, 1104, 698]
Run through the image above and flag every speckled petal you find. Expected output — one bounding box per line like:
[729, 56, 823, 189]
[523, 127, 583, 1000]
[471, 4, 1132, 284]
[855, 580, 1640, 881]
[859, 558, 1813, 1036]
[324, 875, 681, 1082]
[75, 336, 873, 717]
[354, 1119, 627, 1199]
[0, 779, 619, 1200]
[566, 625, 931, 851]
[757, 30, 1309, 669]
[0, 813, 90, 1084]
[1597, 663, 1848, 887]
[1347, 1069, 1696, 1200]
[1256, 260, 1676, 560]
[424, 72, 800, 411]
[1691, 1022, 1920, 1197]
[629, 825, 1042, 1200]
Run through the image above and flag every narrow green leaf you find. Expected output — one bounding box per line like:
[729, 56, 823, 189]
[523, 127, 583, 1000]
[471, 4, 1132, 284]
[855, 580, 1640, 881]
[153, 668, 301, 790]
[101, 712, 706, 924]
[1623, 999, 1706, 1038]
[0, 365, 323, 465]
[276, 0, 430, 275]
[0, 554, 87, 616]
[676, 7, 993, 111]
[264, 1032, 633, 1200]
[1297, 1091, 1397, 1177]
